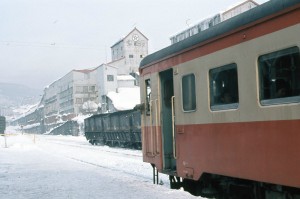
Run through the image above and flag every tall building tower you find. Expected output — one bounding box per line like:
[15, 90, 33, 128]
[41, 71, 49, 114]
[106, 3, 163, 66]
[109, 28, 148, 75]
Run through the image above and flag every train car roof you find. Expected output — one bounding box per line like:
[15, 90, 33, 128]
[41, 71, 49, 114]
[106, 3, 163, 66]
[85, 109, 137, 120]
[140, 0, 300, 69]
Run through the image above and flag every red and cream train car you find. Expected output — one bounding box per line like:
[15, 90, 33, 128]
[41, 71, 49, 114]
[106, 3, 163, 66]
[139, 0, 300, 198]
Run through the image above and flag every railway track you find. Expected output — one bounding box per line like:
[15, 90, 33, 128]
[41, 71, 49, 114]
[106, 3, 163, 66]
[34, 135, 171, 187]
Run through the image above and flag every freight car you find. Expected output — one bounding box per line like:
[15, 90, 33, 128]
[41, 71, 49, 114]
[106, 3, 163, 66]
[84, 109, 141, 149]
[139, 0, 300, 198]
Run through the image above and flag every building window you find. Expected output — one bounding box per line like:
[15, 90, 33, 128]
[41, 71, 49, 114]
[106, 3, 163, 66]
[129, 54, 134, 58]
[209, 63, 239, 110]
[83, 86, 88, 93]
[76, 98, 82, 104]
[107, 75, 114, 81]
[182, 74, 196, 111]
[258, 46, 300, 105]
[145, 79, 151, 115]
[89, 86, 95, 92]
[76, 86, 83, 93]
[140, 55, 143, 58]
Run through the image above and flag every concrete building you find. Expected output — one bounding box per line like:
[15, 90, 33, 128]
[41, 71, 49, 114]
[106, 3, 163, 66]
[42, 68, 98, 131]
[109, 28, 148, 75]
[12, 28, 147, 134]
[43, 64, 120, 117]
[95, 64, 118, 100]
[95, 64, 118, 113]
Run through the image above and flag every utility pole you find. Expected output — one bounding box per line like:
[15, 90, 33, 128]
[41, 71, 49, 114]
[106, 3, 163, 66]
[4, 132, 7, 148]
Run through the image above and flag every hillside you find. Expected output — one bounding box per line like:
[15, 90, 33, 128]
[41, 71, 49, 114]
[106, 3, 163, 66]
[0, 82, 42, 117]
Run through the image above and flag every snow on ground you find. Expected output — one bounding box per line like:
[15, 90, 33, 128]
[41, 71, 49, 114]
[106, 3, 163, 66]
[0, 127, 203, 199]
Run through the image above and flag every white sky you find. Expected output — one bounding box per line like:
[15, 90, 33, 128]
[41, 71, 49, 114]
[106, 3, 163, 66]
[0, 0, 267, 89]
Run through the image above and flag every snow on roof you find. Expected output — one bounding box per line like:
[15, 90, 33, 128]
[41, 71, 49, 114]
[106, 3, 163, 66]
[117, 75, 135, 81]
[13, 103, 39, 118]
[225, 0, 259, 12]
[170, 0, 260, 39]
[107, 87, 140, 110]
[73, 67, 97, 74]
[44, 66, 98, 90]
[169, 12, 222, 38]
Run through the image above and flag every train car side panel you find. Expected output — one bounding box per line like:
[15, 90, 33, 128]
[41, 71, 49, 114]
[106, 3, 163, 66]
[176, 120, 300, 188]
[139, 0, 300, 197]
[140, 73, 164, 170]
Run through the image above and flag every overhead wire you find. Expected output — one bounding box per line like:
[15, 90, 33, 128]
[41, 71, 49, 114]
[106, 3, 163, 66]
[0, 40, 103, 50]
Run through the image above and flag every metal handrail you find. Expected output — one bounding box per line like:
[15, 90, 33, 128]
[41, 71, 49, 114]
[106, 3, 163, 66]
[171, 96, 177, 159]
[149, 100, 154, 156]
[154, 99, 159, 154]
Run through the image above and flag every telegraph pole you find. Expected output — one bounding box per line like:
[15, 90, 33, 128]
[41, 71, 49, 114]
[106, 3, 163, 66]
[4, 132, 7, 148]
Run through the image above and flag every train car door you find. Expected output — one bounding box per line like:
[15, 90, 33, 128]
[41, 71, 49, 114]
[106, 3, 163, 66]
[159, 69, 176, 171]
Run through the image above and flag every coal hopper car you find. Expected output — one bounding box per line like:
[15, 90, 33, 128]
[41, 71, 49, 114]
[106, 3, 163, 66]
[84, 109, 141, 149]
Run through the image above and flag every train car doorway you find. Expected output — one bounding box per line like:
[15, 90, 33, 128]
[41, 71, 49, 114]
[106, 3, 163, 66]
[159, 69, 176, 171]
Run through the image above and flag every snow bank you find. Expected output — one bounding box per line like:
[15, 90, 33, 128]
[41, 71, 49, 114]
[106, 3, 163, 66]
[107, 87, 140, 110]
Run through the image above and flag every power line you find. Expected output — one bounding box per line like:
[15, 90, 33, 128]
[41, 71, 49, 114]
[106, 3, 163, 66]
[0, 40, 103, 50]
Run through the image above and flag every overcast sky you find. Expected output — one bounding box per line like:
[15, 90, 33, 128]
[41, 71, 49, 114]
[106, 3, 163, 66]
[0, 0, 267, 90]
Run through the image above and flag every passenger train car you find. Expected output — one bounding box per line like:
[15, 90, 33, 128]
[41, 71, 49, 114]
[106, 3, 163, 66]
[139, 0, 300, 198]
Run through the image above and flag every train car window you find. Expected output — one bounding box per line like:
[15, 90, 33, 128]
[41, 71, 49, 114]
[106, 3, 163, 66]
[145, 79, 151, 115]
[182, 74, 196, 111]
[209, 63, 239, 111]
[258, 46, 300, 105]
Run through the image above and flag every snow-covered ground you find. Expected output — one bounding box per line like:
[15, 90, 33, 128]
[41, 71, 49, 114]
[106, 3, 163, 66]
[0, 127, 203, 199]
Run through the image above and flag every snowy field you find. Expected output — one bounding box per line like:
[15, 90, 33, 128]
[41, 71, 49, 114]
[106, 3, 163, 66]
[0, 127, 203, 199]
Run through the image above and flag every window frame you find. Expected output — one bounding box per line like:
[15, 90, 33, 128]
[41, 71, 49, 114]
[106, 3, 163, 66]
[181, 73, 196, 112]
[145, 79, 151, 116]
[209, 63, 239, 111]
[107, 75, 114, 82]
[258, 46, 300, 106]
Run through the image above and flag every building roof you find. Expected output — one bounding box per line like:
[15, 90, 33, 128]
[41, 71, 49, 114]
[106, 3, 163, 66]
[111, 27, 148, 48]
[117, 75, 135, 81]
[98, 63, 119, 69]
[107, 57, 125, 65]
[73, 67, 97, 74]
